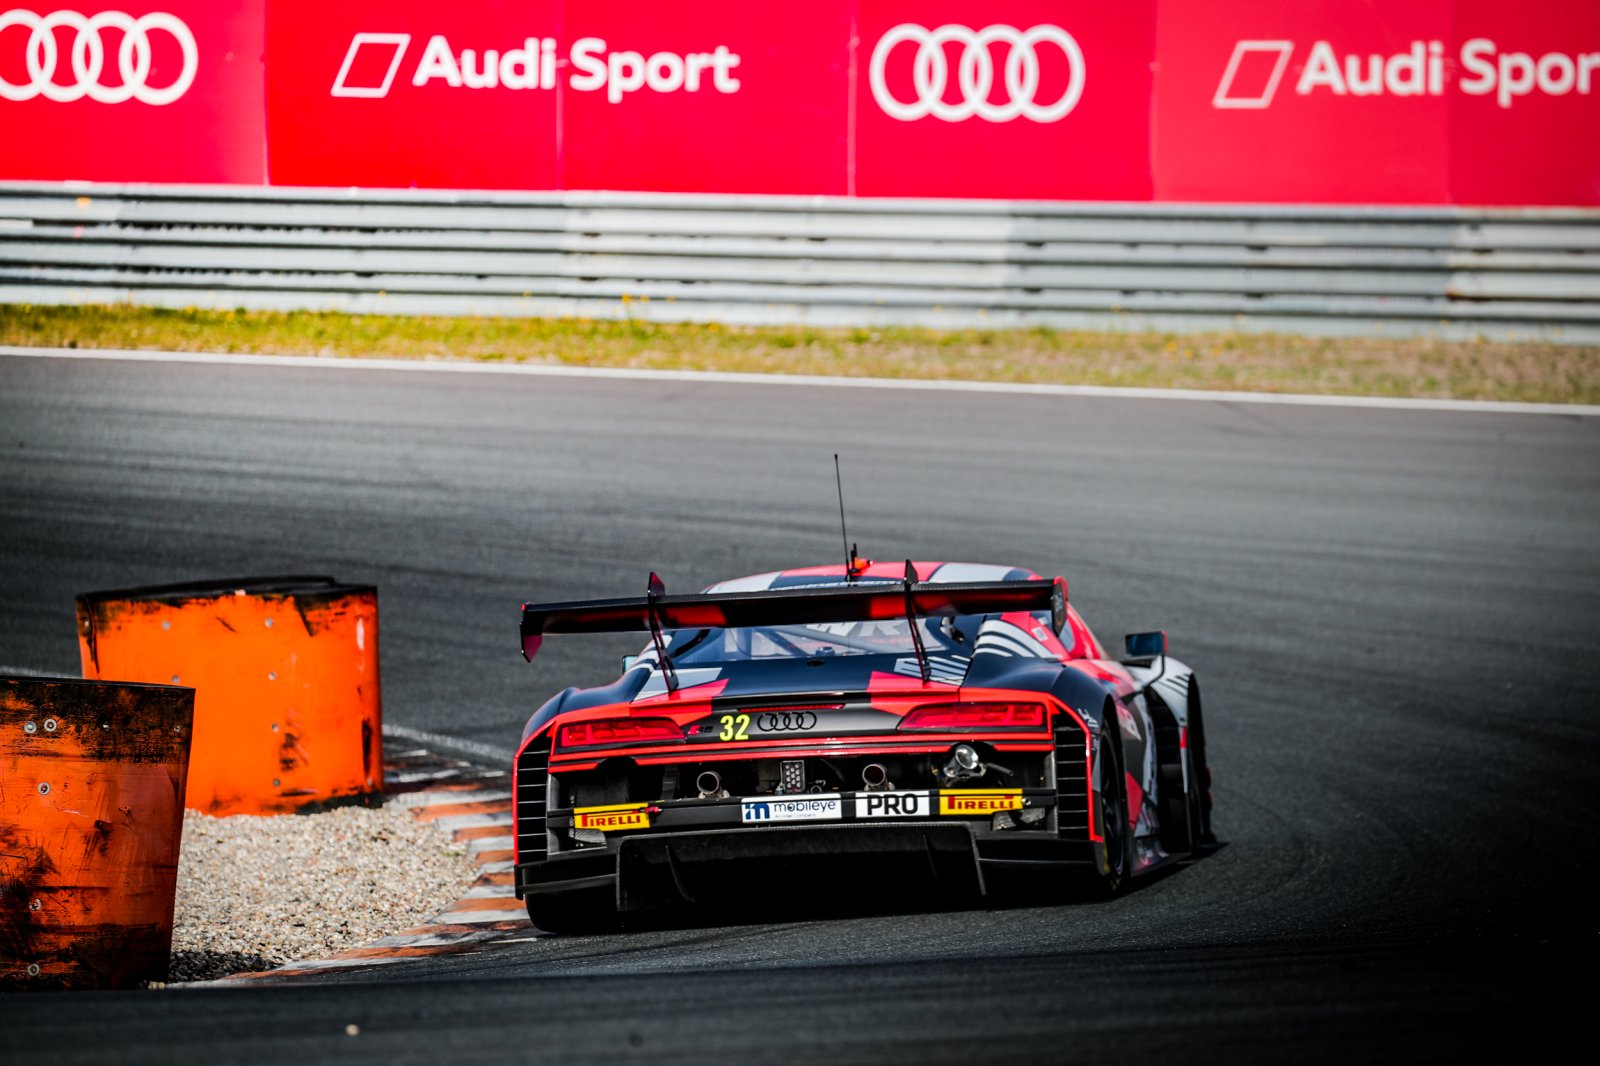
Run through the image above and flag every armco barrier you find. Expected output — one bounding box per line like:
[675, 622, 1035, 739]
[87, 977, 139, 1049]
[0, 675, 194, 991]
[77, 576, 382, 817]
[1, 184, 1598, 341]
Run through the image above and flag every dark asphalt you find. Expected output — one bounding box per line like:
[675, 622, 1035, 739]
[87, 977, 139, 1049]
[1, 353, 1597, 1062]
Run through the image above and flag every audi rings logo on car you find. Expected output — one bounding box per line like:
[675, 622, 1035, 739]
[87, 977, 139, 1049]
[757, 712, 817, 732]
[0, 9, 198, 105]
[869, 23, 1085, 123]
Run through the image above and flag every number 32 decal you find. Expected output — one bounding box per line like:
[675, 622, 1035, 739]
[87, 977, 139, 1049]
[718, 713, 750, 742]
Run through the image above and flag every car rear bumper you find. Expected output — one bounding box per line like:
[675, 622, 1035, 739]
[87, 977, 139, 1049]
[516, 822, 1093, 909]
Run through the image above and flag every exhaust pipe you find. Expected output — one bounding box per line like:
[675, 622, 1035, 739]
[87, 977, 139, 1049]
[696, 770, 725, 799]
[861, 763, 893, 791]
[942, 744, 985, 783]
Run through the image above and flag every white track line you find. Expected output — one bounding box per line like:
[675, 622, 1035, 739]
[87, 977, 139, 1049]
[4, 345, 1594, 417]
[384, 767, 473, 784]
[0, 664, 68, 677]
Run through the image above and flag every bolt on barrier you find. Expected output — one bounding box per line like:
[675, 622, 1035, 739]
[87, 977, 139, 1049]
[0, 675, 194, 990]
[76, 576, 383, 817]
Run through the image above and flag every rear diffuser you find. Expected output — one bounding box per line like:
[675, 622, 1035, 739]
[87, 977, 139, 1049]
[615, 823, 985, 912]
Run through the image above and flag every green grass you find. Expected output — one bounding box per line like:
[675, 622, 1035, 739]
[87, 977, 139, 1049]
[4, 303, 1597, 404]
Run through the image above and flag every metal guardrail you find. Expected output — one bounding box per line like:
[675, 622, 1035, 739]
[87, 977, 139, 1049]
[2, 183, 1597, 341]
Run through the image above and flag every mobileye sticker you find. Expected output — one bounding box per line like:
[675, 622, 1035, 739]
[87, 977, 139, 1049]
[852, 791, 932, 818]
[740, 796, 842, 823]
[573, 803, 651, 831]
[938, 790, 1023, 816]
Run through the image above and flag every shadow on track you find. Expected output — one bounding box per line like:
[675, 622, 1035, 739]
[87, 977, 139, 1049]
[559, 844, 1226, 937]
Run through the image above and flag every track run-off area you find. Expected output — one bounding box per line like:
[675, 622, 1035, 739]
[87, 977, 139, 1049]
[1, 350, 1595, 1062]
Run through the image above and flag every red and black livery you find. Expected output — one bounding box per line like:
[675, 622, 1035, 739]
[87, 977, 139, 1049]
[512, 560, 1214, 932]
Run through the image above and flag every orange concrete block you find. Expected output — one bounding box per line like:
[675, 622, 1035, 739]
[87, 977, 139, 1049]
[77, 576, 382, 817]
[0, 675, 194, 990]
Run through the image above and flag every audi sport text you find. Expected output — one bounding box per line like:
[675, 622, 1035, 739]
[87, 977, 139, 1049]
[334, 31, 740, 103]
[1215, 37, 1600, 109]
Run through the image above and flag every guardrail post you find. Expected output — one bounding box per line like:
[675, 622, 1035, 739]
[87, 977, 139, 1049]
[0, 675, 194, 990]
[76, 576, 383, 816]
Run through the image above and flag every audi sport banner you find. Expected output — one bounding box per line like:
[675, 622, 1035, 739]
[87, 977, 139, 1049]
[265, 0, 853, 193]
[2, 0, 1596, 204]
[1156, 0, 1600, 205]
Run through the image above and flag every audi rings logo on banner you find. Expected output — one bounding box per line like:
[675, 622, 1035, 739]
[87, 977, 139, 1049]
[0, 9, 198, 105]
[757, 711, 817, 733]
[869, 23, 1085, 123]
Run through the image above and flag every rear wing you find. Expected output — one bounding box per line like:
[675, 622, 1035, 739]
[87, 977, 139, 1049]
[520, 565, 1066, 688]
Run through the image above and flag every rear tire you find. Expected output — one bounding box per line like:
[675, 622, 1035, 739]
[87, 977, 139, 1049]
[1183, 752, 1204, 855]
[524, 886, 623, 935]
[1090, 731, 1132, 896]
[1186, 681, 1216, 847]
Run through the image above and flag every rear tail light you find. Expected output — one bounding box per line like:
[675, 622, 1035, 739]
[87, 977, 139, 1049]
[898, 702, 1048, 732]
[557, 717, 683, 749]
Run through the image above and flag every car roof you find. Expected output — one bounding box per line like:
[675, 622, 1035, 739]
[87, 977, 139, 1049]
[703, 560, 1043, 593]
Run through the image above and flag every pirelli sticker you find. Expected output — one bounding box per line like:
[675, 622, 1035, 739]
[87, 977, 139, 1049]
[938, 789, 1024, 816]
[573, 803, 651, 832]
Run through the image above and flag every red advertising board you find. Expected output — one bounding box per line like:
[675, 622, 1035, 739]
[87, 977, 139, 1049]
[1447, 0, 1600, 206]
[1152, 0, 1454, 204]
[266, 0, 849, 193]
[265, 0, 560, 190]
[0, 0, 264, 183]
[854, 0, 1155, 200]
[558, 1, 850, 195]
[1152, 0, 1600, 205]
[2, 1, 1597, 204]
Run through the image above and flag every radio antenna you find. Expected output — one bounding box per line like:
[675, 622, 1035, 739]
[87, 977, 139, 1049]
[833, 453, 856, 581]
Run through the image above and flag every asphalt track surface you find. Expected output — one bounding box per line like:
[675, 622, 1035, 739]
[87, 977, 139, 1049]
[1, 353, 1596, 1062]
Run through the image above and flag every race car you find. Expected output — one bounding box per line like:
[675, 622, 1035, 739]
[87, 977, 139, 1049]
[512, 558, 1214, 932]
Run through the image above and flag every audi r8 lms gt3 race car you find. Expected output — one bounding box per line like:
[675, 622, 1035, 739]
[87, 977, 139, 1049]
[512, 559, 1215, 932]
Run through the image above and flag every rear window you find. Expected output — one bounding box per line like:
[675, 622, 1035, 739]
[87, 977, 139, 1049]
[664, 617, 964, 664]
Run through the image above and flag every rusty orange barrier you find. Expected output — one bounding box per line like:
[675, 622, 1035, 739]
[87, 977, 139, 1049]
[77, 576, 382, 817]
[1, 675, 194, 990]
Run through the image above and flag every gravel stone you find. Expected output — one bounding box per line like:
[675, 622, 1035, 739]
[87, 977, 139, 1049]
[164, 802, 477, 982]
